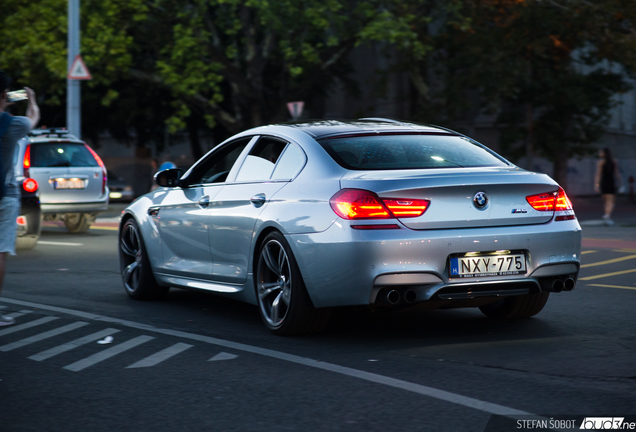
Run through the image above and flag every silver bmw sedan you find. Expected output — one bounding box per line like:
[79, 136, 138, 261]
[119, 119, 582, 335]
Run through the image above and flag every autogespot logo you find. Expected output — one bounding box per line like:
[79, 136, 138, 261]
[473, 191, 488, 209]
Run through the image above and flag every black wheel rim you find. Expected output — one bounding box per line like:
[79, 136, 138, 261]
[120, 222, 143, 294]
[257, 239, 292, 328]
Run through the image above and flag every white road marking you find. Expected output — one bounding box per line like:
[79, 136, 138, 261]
[0, 321, 89, 352]
[37, 241, 84, 246]
[127, 342, 193, 368]
[209, 352, 238, 362]
[63, 335, 155, 372]
[0, 316, 59, 337]
[29, 328, 121, 361]
[1, 297, 530, 416]
[4, 310, 33, 319]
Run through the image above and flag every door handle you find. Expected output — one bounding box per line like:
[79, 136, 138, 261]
[198, 196, 210, 208]
[250, 193, 266, 207]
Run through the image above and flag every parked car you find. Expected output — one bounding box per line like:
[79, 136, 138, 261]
[107, 170, 134, 202]
[119, 119, 582, 335]
[15, 174, 41, 250]
[16, 129, 108, 233]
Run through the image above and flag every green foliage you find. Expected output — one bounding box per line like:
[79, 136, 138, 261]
[399, 0, 636, 186]
[148, 0, 425, 132]
[0, 0, 149, 132]
[2, 0, 635, 176]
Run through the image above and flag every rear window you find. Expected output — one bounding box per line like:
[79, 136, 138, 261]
[318, 134, 509, 170]
[30, 143, 99, 168]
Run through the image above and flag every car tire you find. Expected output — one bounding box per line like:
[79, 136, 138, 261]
[15, 235, 38, 250]
[64, 213, 91, 233]
[255, 231, 331, 335]
[119, 218, 169, 300]
[479, 291, 550, 319]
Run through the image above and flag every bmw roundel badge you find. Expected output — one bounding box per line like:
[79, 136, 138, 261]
[473, 191, 488, 209]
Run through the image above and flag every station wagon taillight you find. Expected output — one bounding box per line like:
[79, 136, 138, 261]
[526, 187, 573, 212]
[23, 144, 31, 177]
[330, 189, 430, 220]
[84, 144, 107, 195]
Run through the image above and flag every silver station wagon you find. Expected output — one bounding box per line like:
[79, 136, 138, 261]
[119, 119, 582, 335]
[17, 129, 109, 233]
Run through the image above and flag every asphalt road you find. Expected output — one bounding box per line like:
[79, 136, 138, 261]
[1, 201, 635, 432]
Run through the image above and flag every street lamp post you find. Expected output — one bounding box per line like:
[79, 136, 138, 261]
[67, 0, 81, 138]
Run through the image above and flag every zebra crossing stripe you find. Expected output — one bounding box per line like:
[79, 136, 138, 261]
[0, 321, 89, 352]
[126, 342, 193, 368]
[0, 317, 59, 337]
[29, 328, 121, 362]
[209, 352, 238, 361]
[63, 335, 155, 372]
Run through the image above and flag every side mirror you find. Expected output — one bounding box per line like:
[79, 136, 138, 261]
[154, 168, 183, 188]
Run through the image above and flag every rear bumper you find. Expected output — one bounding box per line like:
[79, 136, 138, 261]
[288, 218, 582, 308]
[41, 199, 109, 215]
[18, 196, 41, 237]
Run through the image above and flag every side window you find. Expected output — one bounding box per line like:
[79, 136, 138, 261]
[271, 144, 305, 180]
[235, 137, 287, 182]
[188, 138, 251, 185]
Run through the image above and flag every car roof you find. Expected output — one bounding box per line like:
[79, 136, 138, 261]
[24, 129, 84, 144]
[278, 118, 457, 139]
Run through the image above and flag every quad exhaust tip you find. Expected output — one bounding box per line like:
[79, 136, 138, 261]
[386, 290, 400, 305]
[404, 290, 417, 304]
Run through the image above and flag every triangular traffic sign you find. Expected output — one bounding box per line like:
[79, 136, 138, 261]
[287, 101, 304, 120]
[68, 55, 92, 80]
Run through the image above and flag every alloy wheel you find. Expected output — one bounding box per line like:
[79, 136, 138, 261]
[120, 221, 143, 295]
[257, 239, 292, 328]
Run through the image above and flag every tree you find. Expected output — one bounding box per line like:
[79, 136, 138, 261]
[136, 0, 434, 135]
[404, 0, 636, 188]
[1, 0, 432, 152]
[0, 0, 148, 135]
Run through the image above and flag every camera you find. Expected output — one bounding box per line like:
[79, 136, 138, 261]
[7, 89, 27, 102]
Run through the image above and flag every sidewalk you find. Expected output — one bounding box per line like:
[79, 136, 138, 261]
[572, 195, 636, 249]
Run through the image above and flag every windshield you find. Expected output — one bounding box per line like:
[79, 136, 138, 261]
[318, 134, 510, 170]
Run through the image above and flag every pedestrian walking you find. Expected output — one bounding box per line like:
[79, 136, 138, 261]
[0, 70, 39, 326]
[594, 147, 621, 226]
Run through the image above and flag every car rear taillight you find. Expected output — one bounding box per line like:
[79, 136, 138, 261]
[84, 144, 107, 195]
[555, 187, 573, 211]
[526, 187, 573, 215]
[23, 178, 38, 193]
[330, 189, 391, 220]
[23, 144, 31, 177]
[382, 199, 429, 218]
[330, 189, 430, 222]
[16, 216, 27, 226]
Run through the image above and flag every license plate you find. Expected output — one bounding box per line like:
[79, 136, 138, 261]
[449, 252, 526, 278]
[54, 179, 85, 189]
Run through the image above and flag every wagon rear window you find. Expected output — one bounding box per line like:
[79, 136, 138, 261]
[319, 134, 509, 170]
[30, 143, 99, 168]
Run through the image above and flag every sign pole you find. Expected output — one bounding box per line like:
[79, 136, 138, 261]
[67, 0, 81, 138]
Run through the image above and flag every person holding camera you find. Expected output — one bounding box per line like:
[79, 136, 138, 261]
[0, 70, 40, 326]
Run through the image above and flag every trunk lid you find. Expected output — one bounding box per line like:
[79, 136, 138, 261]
[340, 167, 558, 229]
